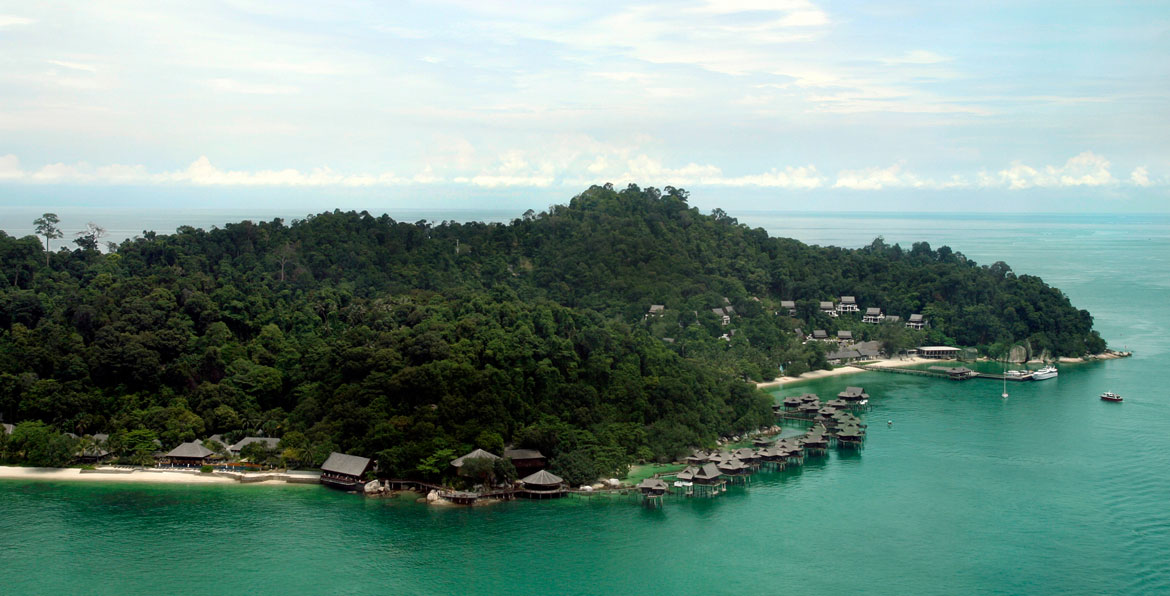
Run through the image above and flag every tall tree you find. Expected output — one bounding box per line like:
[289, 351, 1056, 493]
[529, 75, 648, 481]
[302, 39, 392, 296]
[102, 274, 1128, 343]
[33, 213, 62, 266]
[73, 222, 106, 252]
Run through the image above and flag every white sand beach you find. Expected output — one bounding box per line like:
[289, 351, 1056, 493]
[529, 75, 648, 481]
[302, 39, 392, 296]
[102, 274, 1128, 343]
[0, 466, 286, 485]
[756, 356, 934, 389]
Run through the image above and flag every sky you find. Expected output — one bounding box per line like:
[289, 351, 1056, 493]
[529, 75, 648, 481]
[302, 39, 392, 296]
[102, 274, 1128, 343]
[0, 1, 1168, 213]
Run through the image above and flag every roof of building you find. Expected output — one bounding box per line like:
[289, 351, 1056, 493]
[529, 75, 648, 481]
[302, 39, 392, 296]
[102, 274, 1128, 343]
[919, 345, 959, 351]
[520, 469, 563, 486]
[321, 452, 372, 477]
[711, 308, 726, 316]
[909, 314, 924, 322]
[648, 304, 665, 313]
[793, 328, 803, 337]
[638, 478, 668, 491]
[3, 423, 14, 435]
[827, 349, 862, 361]
[676, 466, 697, 481]
[165, 442, 214, 459]
[865, 307, 882, 315]
[450, 448, 501, 467]
[504, 448, 545, 461]
[229, 437, 280, 452]
[780, 300, 796, 308]
[837, 330, 853, 339]
[812, 329, 828, 338]
[819, 301, 835, 309]
[840, 296, 856, 304]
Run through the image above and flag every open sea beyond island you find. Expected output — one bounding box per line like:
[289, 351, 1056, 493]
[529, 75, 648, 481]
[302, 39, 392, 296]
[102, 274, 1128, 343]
[1, 211, 1168, 595]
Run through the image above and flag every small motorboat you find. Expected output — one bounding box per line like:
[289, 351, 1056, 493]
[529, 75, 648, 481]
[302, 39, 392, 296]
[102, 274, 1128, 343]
[1100, 392, 1123, 402]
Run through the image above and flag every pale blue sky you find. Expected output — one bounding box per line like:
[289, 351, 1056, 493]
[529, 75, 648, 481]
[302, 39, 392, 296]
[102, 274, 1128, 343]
[0, 1, 1167, 212]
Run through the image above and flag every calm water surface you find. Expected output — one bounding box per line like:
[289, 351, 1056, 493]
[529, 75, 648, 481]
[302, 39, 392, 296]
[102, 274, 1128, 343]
[1, 211, 1167, 595]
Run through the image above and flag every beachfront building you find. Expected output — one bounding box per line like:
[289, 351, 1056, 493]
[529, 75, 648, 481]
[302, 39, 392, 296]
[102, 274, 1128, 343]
[518, 470, 566, 499]
[907, 314, 926, 329]
[820, 301, 837, 317]
[826, 348, 862, 365]
[320, 452, 372, 490]
[837, 296, 860, 314]
[854, 341, 883, 360]
[780, 300, 797, 316]
[76, 433, 112, 464]
[159, 442, 214, 468]
[450, 448, 501, 476]
[505, 448, 546, 475]
[919, 346, 960, 359]
[228, 437, 280, 456]
[862, 307, 885, 324]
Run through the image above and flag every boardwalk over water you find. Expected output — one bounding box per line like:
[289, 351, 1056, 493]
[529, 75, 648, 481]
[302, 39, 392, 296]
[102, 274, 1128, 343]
[852, 363, 1035, 382]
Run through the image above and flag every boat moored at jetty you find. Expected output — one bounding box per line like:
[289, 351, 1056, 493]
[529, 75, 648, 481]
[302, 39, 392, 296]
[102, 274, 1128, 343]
[1031, 365, 1058, 380]
[1100, 392, 1123, 402]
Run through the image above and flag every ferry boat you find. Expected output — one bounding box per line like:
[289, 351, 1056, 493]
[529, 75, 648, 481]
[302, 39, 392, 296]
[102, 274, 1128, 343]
[1100, 392, 1123, 402]
[1031, 365, 1058, 380]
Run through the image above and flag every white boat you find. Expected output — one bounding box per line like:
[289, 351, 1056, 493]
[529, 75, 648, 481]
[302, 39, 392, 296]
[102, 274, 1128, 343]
[1031, 365, 1058, 380]
[1100, 392, 1123, 402]
[1004, 370, 1032, 379]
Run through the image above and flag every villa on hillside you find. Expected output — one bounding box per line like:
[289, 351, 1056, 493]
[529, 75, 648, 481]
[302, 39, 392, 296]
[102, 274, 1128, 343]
[646, 304, 665, 318]
[907, 314, 926, 329]
[780, 300, 796, 316]
[837, 296, 860, 314]
[811, 329, 830, 341]
[820, 301, 837, 317]
[711, 307, 731, 326]
[505, 448, 546, 474]
[862, 307, 885, 324]
[837, 330, 854, 343]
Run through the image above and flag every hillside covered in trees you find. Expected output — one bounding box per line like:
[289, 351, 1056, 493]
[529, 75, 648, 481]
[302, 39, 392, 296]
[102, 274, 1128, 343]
[0, 185, 1104, 479]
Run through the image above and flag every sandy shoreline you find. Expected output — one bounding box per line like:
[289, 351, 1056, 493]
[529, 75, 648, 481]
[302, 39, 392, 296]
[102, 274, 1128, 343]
[0, 466, 297, 485]
[756, 356, 934, 389]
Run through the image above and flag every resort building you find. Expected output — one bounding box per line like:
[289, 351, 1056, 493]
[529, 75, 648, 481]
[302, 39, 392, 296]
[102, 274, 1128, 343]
[884, 315, 901, 324]
[504, 448, 546, 474]
[837, 296, 860, 314]
[820, 301, 838, 317]
[826, 348, 862, 365]
[159, 442, 214, 468]
[518, 470, 566, 499]
[450, 448, 501, 475]
[320, 452, 372, 490]
[918, 346, 961, 359]
[637, 478, 668, 497]
[862, 307, 885, 324]
[780, 300, 797, 316]
[837, 330, 854, 343]
[228, 437, 280, 456]
[811, 329, 829, 341]
[907, 314, 926, 329]
[711, 307, 731, 326]
[2, 423, 12, 435]
[647, 304, 665, 317]
[854, 341, 883, 359]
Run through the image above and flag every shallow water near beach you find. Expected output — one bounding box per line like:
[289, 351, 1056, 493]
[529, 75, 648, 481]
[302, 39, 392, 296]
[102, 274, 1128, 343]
[1, 212, 1168, 595]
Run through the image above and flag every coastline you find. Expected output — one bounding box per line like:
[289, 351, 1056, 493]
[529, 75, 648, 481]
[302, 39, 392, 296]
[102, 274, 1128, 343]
[756, 356, 934, 389]
[0, 466, 306, 486]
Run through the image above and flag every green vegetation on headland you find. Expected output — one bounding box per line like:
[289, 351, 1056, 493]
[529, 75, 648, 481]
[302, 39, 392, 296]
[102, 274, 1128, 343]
[0, 185, 1105, 483]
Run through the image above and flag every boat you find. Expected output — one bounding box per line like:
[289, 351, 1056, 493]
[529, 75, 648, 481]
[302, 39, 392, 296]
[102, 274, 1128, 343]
[1004, 369, 1033, 379]
[1031, 365, 1058, 380]
[1100, 392, 1123, 402]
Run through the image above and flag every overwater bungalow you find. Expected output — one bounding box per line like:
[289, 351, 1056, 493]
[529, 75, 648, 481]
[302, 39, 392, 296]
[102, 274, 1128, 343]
[799, 393, 820, 403]
[929, 366, 978, 380]
[693, 463, 724, 485]
[798, 402, 821, 414]
[837, 386, 870, 404]
[159, 442, 214, 468]
[320, 452, 373, 490]
[751, 437, 773, 448]
[686, 451, 709, 465]
[638, 478, 669, 497]
[782, 396, 803, 410]
[518, 470, 565, 499]
[836, 426, 865, 448]
[676, 466, 697, 482]
[826, 399, 849, 408]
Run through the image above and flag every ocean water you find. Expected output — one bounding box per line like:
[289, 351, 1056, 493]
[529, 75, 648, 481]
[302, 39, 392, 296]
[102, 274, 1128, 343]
[1, 211, 1168, 595]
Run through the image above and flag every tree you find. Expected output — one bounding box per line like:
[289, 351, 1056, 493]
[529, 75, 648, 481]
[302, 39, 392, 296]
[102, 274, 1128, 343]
[74, 222, 107, 252]
[8, 421, 73, 467]
[459, 457, 496, 489]
[33, 213, 62, 266]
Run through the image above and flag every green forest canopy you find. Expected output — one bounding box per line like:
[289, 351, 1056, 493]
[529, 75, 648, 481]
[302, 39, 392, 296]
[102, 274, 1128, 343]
[0, 184, 1105, 480]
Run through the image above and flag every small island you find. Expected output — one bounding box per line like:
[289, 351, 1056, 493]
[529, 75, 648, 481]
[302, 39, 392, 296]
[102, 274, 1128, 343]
[0, 186, 1111, 496]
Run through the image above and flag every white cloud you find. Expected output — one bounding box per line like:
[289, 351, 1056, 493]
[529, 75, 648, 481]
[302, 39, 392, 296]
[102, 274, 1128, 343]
[709, 166, 825, 188]
[982, 151, 1117, 189]
[47, 60, 97, 73]
[834, 163, 926, 190]
[0, 14, 34, 27]
[1130, 166, 1150, 187]
[0, 154, 23, 179]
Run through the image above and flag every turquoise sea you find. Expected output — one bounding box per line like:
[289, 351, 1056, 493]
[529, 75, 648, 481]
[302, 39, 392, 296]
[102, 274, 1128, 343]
[2, 211, 1168, 595]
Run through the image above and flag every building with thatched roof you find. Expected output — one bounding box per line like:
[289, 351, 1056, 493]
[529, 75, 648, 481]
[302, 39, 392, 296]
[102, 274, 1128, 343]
[518, 469, 565, 499]
[780, 300, 796, 316]
[862, 307, 885, 324]
[450, 448, 501, 476]
[692, 463, 723, 485]
[504, 448, 546, 474]
[160, 442, 214, 467]
[638, 478, 668, 496]
[837, 296, 859, 313]
[320, 452, 372, 490]
[229, 437, 280, 455]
